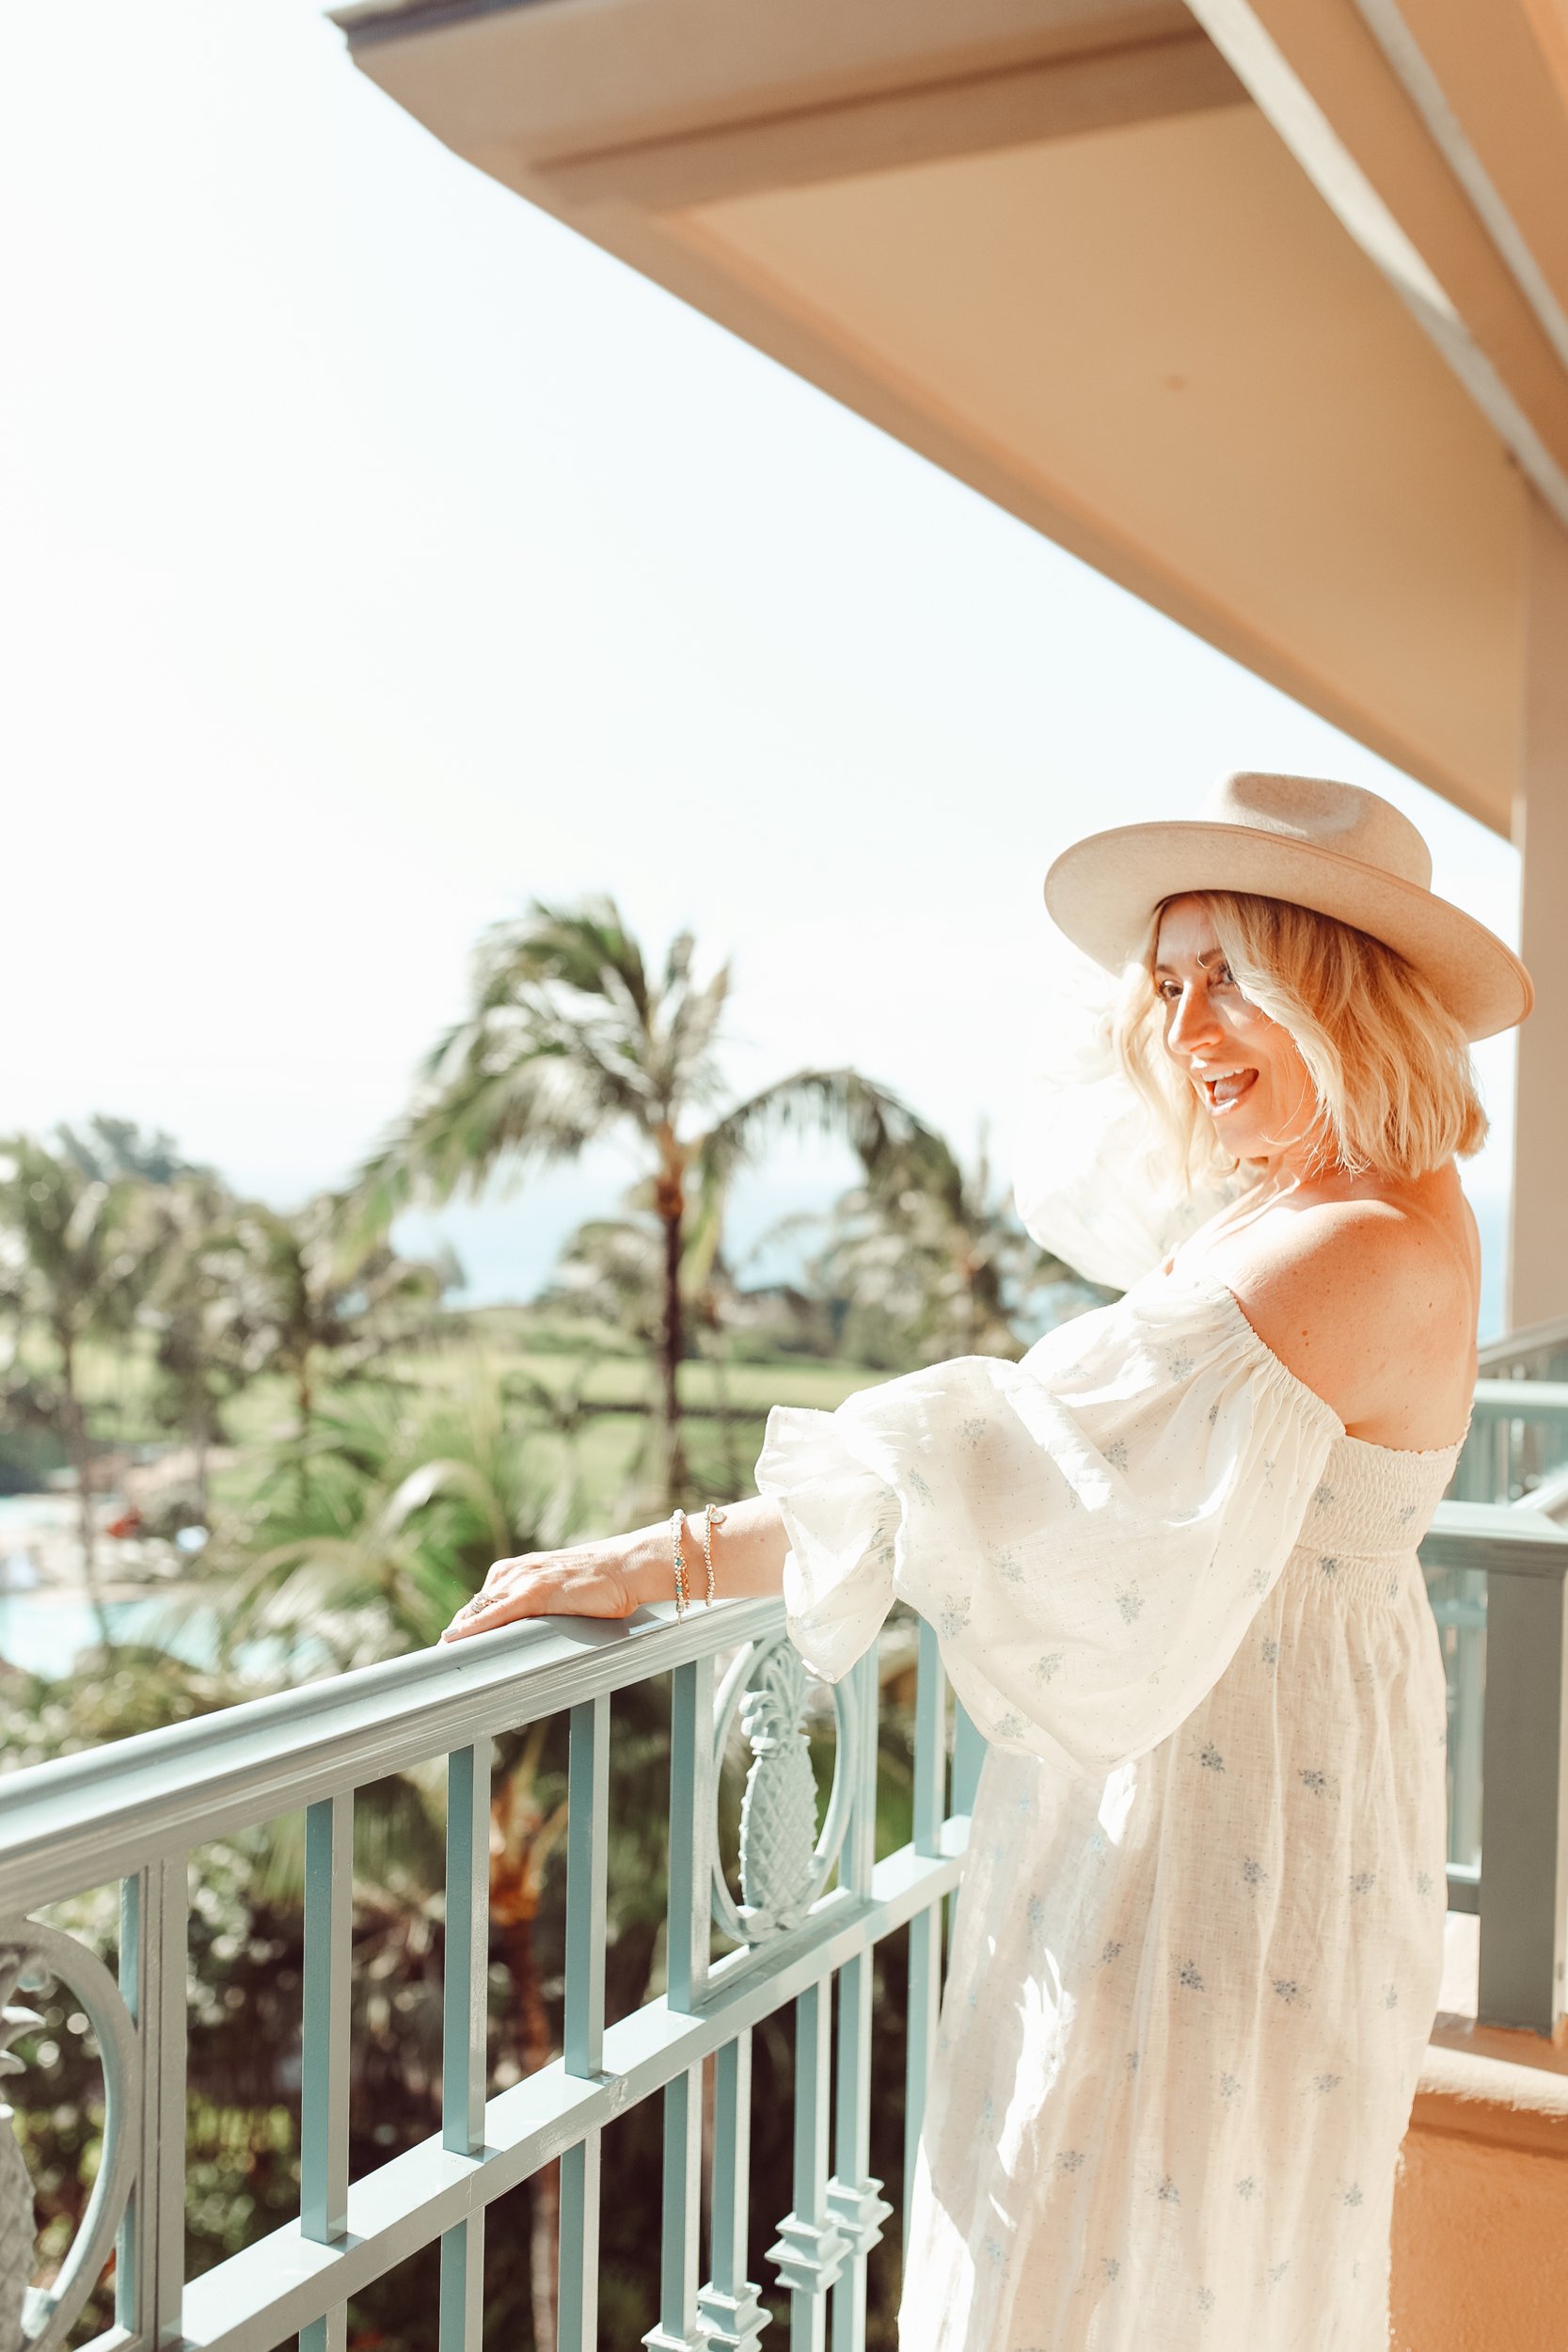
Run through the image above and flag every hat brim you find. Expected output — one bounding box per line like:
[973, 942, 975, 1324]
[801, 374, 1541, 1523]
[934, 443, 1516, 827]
[1044, 819, 1532, 1042]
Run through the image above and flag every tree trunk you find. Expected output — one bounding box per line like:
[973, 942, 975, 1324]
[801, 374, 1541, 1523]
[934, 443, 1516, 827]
[295, 1351, 313, 1520]
[60, 1334, 112, 1648]
[654, 1156, 687, 1511]
[192, 1417, 211, 1524]
[704, 1311, 742, 1496]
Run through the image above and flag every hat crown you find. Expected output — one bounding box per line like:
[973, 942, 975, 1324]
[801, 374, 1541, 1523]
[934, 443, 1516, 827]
[1208, 772, 1432, 891]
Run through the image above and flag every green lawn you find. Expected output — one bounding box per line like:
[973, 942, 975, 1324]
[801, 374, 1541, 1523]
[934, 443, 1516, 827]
[50, 1319, 887, 1535]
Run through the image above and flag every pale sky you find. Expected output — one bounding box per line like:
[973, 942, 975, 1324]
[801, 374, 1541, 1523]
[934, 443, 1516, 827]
[0, 1, 1522, 1327]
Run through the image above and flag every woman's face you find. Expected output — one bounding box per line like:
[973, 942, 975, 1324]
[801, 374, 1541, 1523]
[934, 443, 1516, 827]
[1153, 897, 1316, 1166]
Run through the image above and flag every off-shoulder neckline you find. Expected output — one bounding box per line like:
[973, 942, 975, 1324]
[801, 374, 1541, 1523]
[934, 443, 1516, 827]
[1148, 1264, 1468, 1462]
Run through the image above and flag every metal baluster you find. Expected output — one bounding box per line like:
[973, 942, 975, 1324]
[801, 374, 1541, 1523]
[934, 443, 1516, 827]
[946, 1700, 987, 1946]
[1454, 1574, 1487, 1867]
[645, 1658, 715, 2352]
[299, 2312, 346, 2352]
[697, 2034, 768, 2352]
[116, 1870, 151, 2342]
[826, 1954, 890, 2352]
[666, 1659, 714, 2016]
[949, 1703, 985, 1822]
[439, 1740, 492, 2352]
[560, 2139, 601, 2352]
[300, 1794, 352, 2352]
[642, 2063, 704, 2352]
[769, 1979, 849, 2350]
[911, 1623, 947, 1862]
[1477, 1547, 1568, 2032]
[903, 1624, 946, 2253]
[115, 1858, 186, 2351]
[301, 1794, 353, 2240]
[561, 1698, 609, 2352]
[827, 1651, 890, 2352]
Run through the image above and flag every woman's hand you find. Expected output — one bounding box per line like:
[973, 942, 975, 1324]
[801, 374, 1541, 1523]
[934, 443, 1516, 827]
[441, 1526, 666, 1642]
[439, 1496, 791, 1644]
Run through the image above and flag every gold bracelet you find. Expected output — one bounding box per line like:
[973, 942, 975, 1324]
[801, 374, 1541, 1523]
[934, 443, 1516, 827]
[699, 1504, 725, 1606]
[669, 1507, 689, 1619]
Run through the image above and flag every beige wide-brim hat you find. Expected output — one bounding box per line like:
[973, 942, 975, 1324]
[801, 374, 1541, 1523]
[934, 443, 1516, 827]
[1044, 771, 1533, 1042]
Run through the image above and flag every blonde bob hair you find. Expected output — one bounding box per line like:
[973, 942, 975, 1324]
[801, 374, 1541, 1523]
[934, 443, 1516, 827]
[1115, 890, 1488, 1188]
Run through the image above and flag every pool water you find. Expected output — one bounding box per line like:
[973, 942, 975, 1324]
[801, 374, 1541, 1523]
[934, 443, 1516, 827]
[0, 1590, 308, 1684]
[0, 1591, 229, 1677]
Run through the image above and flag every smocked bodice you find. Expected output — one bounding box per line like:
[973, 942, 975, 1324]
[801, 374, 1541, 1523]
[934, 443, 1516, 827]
[1298, 1433, 1458, 1553]
[1282, 1431, 1459, 1607]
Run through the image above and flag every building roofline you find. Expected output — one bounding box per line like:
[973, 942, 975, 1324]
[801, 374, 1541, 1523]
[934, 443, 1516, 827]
[330, 0, 538, 50]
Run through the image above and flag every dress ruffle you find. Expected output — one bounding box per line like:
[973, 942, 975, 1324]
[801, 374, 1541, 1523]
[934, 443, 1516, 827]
[755, 1270, 1340, 1779]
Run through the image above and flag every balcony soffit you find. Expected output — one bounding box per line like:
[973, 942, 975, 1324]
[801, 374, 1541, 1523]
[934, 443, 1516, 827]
[334, 0, 1228, 163]
[340, 0, 1568, 833]
[675, 107, 1521, 834]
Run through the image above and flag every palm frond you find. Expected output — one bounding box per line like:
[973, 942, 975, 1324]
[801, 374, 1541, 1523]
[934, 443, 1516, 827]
[696, 1069, 940, 1242]
[348, 1052, 608, 1237]
[472, 897, 649, 1018]
[376, 1456, 513, 1564]
[660, 962, 731, 1115]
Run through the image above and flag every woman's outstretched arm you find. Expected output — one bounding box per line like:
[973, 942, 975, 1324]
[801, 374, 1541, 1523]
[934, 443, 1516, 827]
[439, 1493, 789, 1641]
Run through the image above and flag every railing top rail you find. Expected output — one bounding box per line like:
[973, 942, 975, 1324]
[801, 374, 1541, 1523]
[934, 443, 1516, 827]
[1420, 1499, 1568, 1577]
[1470, 1378, 1568, 1418]
[0, 1595, 785, 1916]
[4, 1504, 1560, 1916]
[1478, 1313, 1568, 1372]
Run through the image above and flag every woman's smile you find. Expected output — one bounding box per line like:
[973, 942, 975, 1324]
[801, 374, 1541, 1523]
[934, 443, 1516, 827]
[1193, 1064, 1259, 1114]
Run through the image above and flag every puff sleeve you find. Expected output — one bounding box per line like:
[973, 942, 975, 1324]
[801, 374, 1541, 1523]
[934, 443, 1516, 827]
[753, 1271, 1340, 1779]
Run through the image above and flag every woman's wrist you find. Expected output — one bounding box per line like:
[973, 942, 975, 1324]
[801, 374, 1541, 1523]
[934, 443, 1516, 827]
[619, 1497, 788, 1610]
[621, 1520, 683, 1612]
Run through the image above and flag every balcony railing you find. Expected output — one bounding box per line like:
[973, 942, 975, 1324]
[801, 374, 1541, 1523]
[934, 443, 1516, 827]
[1478, 1311, 1568, 1385]
[1431, 1372, 1568, 1922]
[0, 1597, 975, 2352]
[1420, 1504, 1568, 2032]
[2, 1502, 1565, 2352]
[1454, 1375, 1568, 1509]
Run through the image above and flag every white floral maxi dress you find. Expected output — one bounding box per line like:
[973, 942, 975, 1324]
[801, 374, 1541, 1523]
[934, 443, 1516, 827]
[753, 1266, 1455, 2352]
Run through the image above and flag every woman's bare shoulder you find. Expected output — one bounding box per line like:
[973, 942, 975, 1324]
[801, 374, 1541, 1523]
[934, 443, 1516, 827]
[1208, 1188, 1477, 1442]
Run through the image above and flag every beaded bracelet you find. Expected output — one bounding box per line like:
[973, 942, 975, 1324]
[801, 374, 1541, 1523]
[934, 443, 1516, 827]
[669, 1507, 690, 1618]
[698, 1503, 724, 1607]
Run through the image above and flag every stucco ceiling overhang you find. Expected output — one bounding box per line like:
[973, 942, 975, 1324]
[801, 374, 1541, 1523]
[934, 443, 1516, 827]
[337, 0, 1568, 837]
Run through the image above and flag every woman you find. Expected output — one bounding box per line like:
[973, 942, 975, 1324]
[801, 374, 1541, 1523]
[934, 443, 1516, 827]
[443, 772, 1532, 2350]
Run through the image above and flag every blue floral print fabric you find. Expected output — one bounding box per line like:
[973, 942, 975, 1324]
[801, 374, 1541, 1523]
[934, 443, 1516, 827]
[755, 1269, 1454, 2350]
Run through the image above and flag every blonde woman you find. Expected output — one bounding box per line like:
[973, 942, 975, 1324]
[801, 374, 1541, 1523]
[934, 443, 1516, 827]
[444, 774, 1532, 2352]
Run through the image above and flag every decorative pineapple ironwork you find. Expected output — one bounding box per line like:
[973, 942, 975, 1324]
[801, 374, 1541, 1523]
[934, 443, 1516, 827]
[710, 1633, 859, 1951]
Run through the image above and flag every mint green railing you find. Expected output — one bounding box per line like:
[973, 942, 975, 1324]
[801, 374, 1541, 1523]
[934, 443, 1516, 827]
[2, 1500, 1565, 2352]
[0, 1598, 971, 2352]
[1433, 1370, 1568, 1878]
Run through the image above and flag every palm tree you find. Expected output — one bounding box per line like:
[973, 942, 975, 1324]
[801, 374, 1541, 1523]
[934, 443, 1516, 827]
[353, 897, 931, 1507]
[223, 1368, 572, 1670]
[138, 1170, 256, 1520]
[217, 1368, 598, 2343]
[225, 1196, 456, 1444]
[55, 1115, 192, 1188]
[799, 1123, 1100, 1367]
[0, 1134, 169, 1636]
